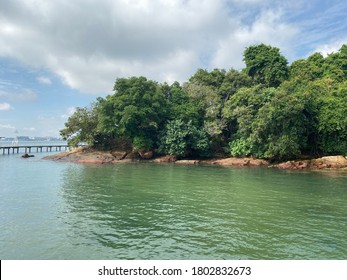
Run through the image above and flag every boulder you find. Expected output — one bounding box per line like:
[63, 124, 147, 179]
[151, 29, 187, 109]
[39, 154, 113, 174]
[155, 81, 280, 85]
[276, 161, 295, 169]
[77, 158, 106, 164]
[111, 150, 128, 160]
[274, 155, 347, 170]
[22, 153, 34, 158]
[248, 158, 269, 166]
[138, 150, 154, 159]
[125, 151, 141, 160]
[153, 155, 177, 163]
[275, 160, 311, 170]
[211, 157, 269, 167]
[297, 161, 309, 169]
[311, 156, 347, 168]
[175, 160, 199, 165]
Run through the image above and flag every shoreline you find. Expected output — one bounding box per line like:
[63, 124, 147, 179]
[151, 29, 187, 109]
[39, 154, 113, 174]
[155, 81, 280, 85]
[43, 146, 347, 171]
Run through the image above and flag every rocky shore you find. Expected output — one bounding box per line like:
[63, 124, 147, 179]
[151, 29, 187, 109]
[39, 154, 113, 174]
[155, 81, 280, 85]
[43, 147, 270, 166]
[43, 146, 347, 171]
[274, 155, 347, 170]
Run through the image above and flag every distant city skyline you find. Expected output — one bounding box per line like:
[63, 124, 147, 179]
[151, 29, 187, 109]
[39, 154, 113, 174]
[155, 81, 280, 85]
[1, 0, 347, 137]
[0, 135, 62, 140]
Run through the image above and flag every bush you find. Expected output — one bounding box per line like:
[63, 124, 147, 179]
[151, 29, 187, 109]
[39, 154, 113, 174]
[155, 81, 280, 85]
[159, 119, 210, 157]
[229, 138, 252, 157]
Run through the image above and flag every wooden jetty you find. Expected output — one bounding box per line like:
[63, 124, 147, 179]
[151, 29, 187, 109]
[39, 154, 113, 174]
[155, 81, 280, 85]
[0, 144, 72, 155]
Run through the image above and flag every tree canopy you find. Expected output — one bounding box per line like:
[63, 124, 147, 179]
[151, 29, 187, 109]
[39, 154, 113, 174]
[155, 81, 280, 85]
[61, 43, 347, 161]
[243, 44, 288, 87]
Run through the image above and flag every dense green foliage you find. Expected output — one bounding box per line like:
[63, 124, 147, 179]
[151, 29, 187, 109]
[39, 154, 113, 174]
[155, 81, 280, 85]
[60, 105, 99, 147]
[243, 44, 288, 87]
[158, 119, 210, 157]
[61, 43, 347, 161]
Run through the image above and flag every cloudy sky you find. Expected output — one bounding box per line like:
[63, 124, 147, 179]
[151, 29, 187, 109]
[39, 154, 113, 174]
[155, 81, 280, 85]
[1, 0, 346, 138]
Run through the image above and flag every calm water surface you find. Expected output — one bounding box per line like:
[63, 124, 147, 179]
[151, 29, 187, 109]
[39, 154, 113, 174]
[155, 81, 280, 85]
[1, 150, 347, 259]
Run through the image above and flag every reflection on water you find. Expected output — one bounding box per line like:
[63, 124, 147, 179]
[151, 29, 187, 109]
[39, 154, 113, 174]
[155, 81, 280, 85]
[0, 152, 346, 259]
[58, 163, 347, 259]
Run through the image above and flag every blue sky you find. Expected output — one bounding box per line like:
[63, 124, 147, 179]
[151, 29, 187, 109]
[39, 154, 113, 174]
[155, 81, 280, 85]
[0, 0, 346, 138]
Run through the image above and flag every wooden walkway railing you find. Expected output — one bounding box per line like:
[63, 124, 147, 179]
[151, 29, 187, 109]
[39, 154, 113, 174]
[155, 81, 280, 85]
[0, 145, 71, 155]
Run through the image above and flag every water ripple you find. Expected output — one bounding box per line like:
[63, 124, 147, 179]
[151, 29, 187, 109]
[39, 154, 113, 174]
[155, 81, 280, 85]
[1, 158, 347, 259]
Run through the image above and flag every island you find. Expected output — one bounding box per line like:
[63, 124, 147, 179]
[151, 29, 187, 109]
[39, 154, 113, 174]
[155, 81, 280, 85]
[54, 44, 347, 170]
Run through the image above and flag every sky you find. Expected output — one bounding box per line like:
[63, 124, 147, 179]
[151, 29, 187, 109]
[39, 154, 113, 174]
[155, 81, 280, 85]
[0, 0, 347, 138]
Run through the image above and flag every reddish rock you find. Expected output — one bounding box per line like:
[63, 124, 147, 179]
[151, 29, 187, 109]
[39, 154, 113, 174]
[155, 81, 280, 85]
[139, 150, 154, 159]
[311, 156, 347, 168]
[211, 157, 269, 167]
[77, 158, 106, 164]
[111, 150, 128, 160]
[297, 161, 308, 169]
[248, 159, 269, 166]
[125, 151, 141, 160]
[175, 160, 199, 165]
[153, 156, 177, 163]
[44, 148, 347, 171]
[274, 155, 347, 170]
[276, 161, 295, 170]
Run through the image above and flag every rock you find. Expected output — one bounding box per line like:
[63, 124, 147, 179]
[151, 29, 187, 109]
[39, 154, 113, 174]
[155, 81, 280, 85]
[276, 161, 295, 169]
[212, 158, 247, 166]
[153, 155, 177, 163]
[22, 153, 34, 158]
[275, 160, 312, 170]
[248, 158, 269, 166]
[297, 161, 308, 169]
[211, 157, 269, 167]
[274, 155, 347, 170]
[111, 150, 128, 160]
[311, 156, 347, 168]
[43, 147, 346, 171]
[138, 150, 154, 159]
[77, 158, 106, 164]
[125, 151, 141, 160]
[175, 160, 199, 165]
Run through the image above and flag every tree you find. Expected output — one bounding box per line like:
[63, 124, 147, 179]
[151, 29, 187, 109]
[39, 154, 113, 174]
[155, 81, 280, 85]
[218, 69, 253, 101]
[223, 85, 274, 138]
[243, 44, 288, 87]
[183, 81, 225, 138]
[223, 85, 275, 158]
[98, 77, 168, 150]
[289, 55, 324, 82]
[317, 81, 347, 154]
[251, 89, 308, 160]
[159, 119, 210, 157]
[161, 82, 202, 125]
[189, 68, 226, 89]
[60, 105, 99, 147]
[323, 44, 347, 81]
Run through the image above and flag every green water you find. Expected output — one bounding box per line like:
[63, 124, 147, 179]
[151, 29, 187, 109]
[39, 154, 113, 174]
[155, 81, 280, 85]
[1, 152, 347, 259]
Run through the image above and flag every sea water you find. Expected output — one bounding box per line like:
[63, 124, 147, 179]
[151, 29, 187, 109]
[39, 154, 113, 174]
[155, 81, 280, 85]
[0, 148, 347, 259]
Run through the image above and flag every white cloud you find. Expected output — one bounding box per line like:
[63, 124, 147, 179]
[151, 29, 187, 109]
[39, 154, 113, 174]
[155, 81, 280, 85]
[229, 0, 272, 5]
[0, 79, 38, 101]
[0, 0, 229, 94]
[0, 102, 12, 110]
[312, 37, 347, 57]
[23, 127, 36, 132]
[61, 106, 77, 119]
[2, 0, 342, 95]
[0, 124, 15, 129]
[211, 9, 298, 69]
[292, 1, 347, 58]
[35, 115, 64, 137]
[36, 76, 52, 85]
[9, 89, 38, 101]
